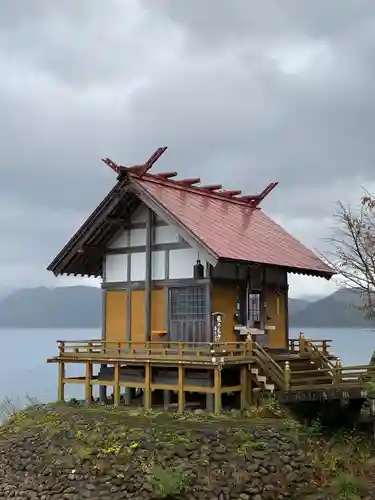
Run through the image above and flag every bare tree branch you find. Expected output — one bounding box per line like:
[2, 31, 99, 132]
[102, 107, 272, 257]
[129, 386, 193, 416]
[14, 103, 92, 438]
[324, 189, 375, 319]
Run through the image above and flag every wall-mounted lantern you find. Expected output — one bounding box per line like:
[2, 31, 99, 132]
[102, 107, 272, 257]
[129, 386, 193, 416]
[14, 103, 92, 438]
[193, 258, 205, 279]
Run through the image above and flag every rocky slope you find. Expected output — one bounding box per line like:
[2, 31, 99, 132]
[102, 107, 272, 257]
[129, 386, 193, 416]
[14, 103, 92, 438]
[0, 404, 372, 500]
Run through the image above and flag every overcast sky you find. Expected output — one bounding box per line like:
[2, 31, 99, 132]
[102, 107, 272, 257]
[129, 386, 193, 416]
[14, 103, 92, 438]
[1, 0, 375, 298]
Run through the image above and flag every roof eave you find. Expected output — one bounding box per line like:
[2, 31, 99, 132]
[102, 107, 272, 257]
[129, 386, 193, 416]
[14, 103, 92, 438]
[217, 257, 335, 280]
[47, 178, 130, 276]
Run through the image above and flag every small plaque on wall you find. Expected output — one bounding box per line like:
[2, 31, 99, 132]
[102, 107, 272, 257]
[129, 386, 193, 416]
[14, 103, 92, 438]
[212, 312, 224, 342]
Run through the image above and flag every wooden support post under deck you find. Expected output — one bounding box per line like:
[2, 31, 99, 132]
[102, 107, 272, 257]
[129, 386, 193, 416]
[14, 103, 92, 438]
[144, 363, 151, 409]
[163, 390, 171, 410]
[58, 361, 65, 402]
[178, 364, 185, 413]
[214, 367, 222, 414]
[240, 365, 248, 410]
[85, 362, 93, 405]
[248, 366, 253, 405]
[114, 363, 120, 407]
[99, 364, 107, 404]
[206, 393, 214, 412]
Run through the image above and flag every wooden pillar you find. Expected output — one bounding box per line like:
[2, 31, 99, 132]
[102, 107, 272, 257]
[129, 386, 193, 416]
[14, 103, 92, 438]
[114, 363, 120, 407]
[99, 364, 107, 404]
[144, 363, 151, 409]
[240, 364, 248, 410]
[206, 393, 214, 412]
[85, 362, 93, 405]
[145, 208, 153, 341]
[124, 388, 131, 405]
[178, 364, 185, 413]
[284, 361, 291, 391]
[214, 366, 222, 414]
[58, 361, 65, 402]
[248, 365, 253, 405]
[163, 390, 171, 410]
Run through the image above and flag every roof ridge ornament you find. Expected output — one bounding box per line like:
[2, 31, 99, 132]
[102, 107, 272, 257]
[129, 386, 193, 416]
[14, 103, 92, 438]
[101, 146, 168, 179]
[101, 147, 278, 207]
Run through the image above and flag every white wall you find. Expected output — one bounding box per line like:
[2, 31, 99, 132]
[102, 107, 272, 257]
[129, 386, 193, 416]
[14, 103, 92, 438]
[103, 202, 209, 283]
[169, 247, 206, 279]
[104, 254, 128, 282]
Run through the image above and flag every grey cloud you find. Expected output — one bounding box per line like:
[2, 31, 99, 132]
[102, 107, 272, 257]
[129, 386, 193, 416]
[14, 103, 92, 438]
[1, 0, 375, 291]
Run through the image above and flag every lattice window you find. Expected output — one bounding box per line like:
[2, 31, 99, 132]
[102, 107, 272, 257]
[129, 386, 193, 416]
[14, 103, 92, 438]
[170, 286, 206, 321]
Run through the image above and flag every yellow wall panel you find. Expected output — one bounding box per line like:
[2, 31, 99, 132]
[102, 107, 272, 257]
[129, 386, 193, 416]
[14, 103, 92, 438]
[105, 291, 127, 344]
[130, 288, 166, 343]
[130, 290, 145, 344]
[151, 289, 165, 341]
[264, 285, 288, 348]
[211, 282, 238, 342]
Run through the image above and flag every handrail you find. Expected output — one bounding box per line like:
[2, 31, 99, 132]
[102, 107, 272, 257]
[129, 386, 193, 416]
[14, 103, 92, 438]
[307, 342, 337, 372]
[289, 336, 332, 355]
[290, 364, 375, 388]
[252, 341, 285, 389]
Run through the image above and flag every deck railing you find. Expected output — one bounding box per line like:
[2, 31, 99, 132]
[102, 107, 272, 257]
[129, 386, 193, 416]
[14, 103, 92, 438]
[289, 335, 332, 356]
[51, 338, 375, 394]
[56, 339, 253, 363]
[288, 363, 375, 391]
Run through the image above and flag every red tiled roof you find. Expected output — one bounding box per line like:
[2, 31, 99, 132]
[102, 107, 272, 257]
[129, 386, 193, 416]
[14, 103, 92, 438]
[134, 174, 333, 276]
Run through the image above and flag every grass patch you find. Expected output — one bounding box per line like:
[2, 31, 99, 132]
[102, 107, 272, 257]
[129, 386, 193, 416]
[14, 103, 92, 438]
[145, 464, 187, 499]
[333, 473, 369, 500]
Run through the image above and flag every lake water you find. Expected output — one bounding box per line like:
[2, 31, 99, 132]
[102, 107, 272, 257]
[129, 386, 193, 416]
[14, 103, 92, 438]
[0, 327, 374, 407]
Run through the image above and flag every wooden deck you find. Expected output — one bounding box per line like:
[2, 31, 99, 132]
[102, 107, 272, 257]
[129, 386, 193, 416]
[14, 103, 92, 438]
[47, 336, 375, 411]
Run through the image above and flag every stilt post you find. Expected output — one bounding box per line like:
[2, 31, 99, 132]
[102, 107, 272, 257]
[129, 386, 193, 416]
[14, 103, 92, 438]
[144, 363, 151, 409]
[178, 364, 185, 413]
[58, 361, 65, 402]
[240, 364, 248, 410]
[214, 366, 222, 413]
[85, 361, 93, 405]
[114, 363, 120, 406]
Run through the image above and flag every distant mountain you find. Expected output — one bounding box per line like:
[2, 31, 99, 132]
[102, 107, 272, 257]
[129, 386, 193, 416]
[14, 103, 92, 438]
[288, 298, 309, 316]
[0, 286, 101, 328]
[289, 288, 375, 328]
[0, 285, 373, 329]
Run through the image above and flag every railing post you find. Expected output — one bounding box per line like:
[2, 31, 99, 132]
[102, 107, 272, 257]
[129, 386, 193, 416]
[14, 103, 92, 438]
[58, 341, 65, 356]
[334, 359, 342, 386]
[284, 361, 291, 391]
[246, 334, 253, 357]
[299, 333, 306, 353]
[322, 340, 328, 356]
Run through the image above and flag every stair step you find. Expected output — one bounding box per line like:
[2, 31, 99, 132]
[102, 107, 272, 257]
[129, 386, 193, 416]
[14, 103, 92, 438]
[251, 368, 259, 375]
[258, 376, 267, 383]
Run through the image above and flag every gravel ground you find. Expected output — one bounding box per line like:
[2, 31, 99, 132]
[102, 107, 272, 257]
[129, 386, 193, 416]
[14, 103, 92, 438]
[0, 404, 371, 500]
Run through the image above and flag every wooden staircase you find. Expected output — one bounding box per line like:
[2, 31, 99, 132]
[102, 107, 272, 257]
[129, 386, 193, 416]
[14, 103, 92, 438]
[250, 367, 275, 393]
[250, 342, 285, 397]
[250, 337, 340, 396]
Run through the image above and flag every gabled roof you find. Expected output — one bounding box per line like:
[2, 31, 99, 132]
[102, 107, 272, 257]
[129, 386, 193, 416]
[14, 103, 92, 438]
[47, 148, 334, 279]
